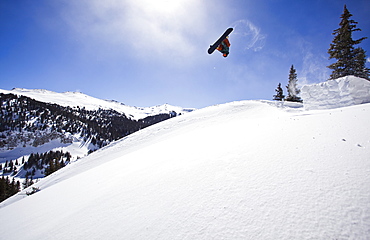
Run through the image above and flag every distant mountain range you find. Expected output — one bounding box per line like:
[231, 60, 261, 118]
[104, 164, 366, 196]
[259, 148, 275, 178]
[0, 88, 194, 200]
[1, 88, 194, 120]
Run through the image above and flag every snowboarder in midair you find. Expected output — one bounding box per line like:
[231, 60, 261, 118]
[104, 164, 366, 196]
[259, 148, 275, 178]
[207, 28, 233, 57]
[216, 36, 230, 57]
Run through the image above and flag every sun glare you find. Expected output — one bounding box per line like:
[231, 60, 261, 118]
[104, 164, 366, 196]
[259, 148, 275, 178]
[136, 0, 186, 14]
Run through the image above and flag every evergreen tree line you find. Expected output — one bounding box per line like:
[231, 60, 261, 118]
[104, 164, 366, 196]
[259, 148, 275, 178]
[273, 65, 302, 102]
[0, 150, 72, 202]
[1, 157, 23, 175]
[0, 150, 72, 178]
[0, 176, 20, 202]
[273, 5, 369, 102]
[23, 150, 72, 177]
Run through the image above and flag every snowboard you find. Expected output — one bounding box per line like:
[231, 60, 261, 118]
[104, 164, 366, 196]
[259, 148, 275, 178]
[208, 28, 233, 54]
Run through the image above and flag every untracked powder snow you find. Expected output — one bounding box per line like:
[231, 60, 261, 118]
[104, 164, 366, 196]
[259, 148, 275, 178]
[0, 77, 369, 239]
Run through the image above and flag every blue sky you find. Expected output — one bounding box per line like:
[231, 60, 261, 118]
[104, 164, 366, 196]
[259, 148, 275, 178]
[1, 0, 369, 108]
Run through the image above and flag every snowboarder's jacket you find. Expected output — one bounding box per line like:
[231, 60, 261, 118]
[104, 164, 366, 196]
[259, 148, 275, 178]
[216, 37, 230, 57]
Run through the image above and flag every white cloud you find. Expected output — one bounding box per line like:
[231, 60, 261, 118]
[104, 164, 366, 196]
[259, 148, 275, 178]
[57, 0, 215, 62]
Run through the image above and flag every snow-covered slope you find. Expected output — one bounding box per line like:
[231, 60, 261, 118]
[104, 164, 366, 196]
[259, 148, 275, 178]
[0, 98, 369, 239]
[0, 88, 193, 119]
[301, 76, 370, 110]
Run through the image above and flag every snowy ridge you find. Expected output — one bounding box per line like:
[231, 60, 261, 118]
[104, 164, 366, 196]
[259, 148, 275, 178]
[301, 76, 370, 110]
[0, 99, 369, 239]
[0, 88, 194, 120]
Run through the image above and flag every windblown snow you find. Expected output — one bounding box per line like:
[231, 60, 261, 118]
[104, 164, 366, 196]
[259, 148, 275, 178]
[0, 77, 370, 239]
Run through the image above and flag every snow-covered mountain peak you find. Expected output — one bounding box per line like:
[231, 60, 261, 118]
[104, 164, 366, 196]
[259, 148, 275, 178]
[0, 88, 194, 119]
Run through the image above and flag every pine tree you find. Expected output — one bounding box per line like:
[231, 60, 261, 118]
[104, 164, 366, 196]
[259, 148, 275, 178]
[0, 176, 5, 201]
[327, 5, 369, 80]
[22, 176, 29, 189]
[0, 176, 20, 202]
[45, 160, 55, 176]
[353, 47, 370, 79]
[273, 83, 285, 101]
[285, 65, 302, 102]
